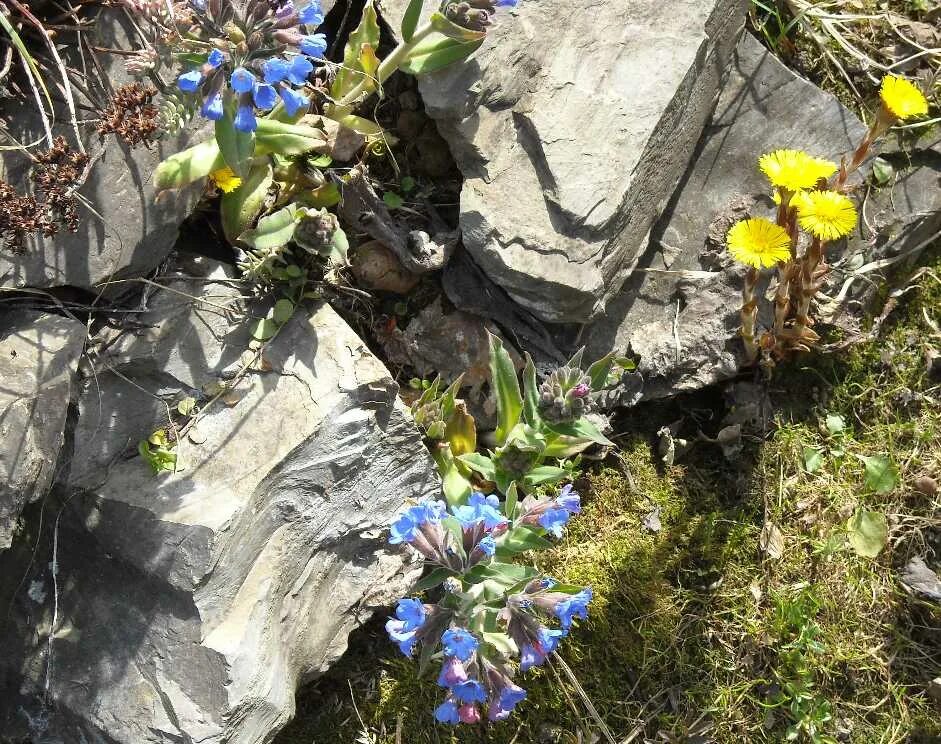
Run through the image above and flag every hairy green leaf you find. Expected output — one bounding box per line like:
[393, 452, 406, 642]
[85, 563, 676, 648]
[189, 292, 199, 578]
[401, 0, 425, 42]
[154, 139, 225, 190]
[331, 0, 380, 99]
[238, 204, 299, 250]
[489, 332, 522, 445]
[400, 36, 483, 75]
[220, 163, 273, 243]
[215, 103, 255, 176]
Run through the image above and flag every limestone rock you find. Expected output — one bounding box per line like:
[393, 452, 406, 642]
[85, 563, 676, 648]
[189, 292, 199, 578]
[0, 257, 437, 743]
[584, 34, 940, 400]
[0, 7, 206, 292]
[0, 311, 85, 550]
[380, 0, 749, 322]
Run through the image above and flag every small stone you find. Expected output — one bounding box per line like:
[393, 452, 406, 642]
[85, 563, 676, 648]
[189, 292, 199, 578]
[928, 678, 941, 705]
[397, 89, 420, 111]
[350, 240, 421, 294]
[900, 556, 941, 602]
[926, 348, 941, 379]
[913, 475, 938, 497]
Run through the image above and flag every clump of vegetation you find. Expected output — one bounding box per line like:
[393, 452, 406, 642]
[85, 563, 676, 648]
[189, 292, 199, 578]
[275, 249, 941, 742]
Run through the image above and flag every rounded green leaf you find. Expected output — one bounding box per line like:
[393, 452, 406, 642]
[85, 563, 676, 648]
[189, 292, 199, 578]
[846, 509, 888, 558]
[273, 298, 295, 325]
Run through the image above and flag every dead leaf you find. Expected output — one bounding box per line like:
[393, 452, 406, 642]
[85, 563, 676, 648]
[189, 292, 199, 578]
[759, 522, 784, 560]
[642, 507, 662, 533]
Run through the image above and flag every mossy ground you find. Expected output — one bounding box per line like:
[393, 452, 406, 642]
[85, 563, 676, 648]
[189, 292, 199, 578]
[277, 245, 940, 742]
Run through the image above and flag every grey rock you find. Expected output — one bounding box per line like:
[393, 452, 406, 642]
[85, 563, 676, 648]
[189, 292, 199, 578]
[0, 7, 206, 292]
[0, 258, 437, 743]
[585, 34, 940, 400]
[380, 0, 749, 323]
[900, 556, 941, 603]
[0, 311, 84, 550]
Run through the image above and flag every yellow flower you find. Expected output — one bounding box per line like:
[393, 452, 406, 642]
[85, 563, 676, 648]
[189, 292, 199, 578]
[210, 167, 242, 193]
[879, 75, 929, 121]
[795, 190, 858, 241]
[727, 218, 792, 269]
[759, 149, 837, 193]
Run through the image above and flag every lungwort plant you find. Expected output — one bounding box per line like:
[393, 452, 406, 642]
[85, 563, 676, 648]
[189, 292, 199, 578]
[386, 337, 616, 725]
[726, 74, 929, 371]
[147, 0, 514, 252]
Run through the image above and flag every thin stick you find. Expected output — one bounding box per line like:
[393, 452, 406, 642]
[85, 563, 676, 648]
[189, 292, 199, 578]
[551, 652, 617, 744]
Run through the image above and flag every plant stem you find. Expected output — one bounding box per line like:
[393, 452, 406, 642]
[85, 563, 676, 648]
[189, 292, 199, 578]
[792, 236, 824, 347]
[336, 22, 436, 108]
[741, 266, 760, 363]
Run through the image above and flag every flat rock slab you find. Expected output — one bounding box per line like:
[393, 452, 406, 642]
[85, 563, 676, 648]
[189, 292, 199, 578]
[380, 0, 748, 323]
[0, 258, 437, 743]
[584, 33, 941, 400]
[0, 311, 84, 550]
[0, 7, 205, 292]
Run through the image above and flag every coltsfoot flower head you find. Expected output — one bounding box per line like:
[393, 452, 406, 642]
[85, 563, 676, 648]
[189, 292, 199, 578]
[795, 190, 858, 242]
[209, 166, 242, 193]
[759, 149, 837, 194]
[880, 75, 929, 121]
[726, 218, 792, 268]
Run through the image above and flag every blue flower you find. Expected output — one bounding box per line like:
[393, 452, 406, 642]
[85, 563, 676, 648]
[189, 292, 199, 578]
[538, 505, 571, 537]
[189, 0, 206, 11]
[555, 588, 592, 631]
[476, 534, 496, 557]
[434, 698, 460, 725]
[385, 619, 419, 656]
[207, 49, 225, 68]
[287, 55, 314, 85]
[263, 58, 291, 84]
[441, 627, 478, 662]
[253, 83, 278, 110]
[519, 643, 546, 671]
[299, 2, 324, 25]
[395, 598, 426, 632]
[234, 104, 257, 132]
[299, 33, 328, 58]
[452, 492, 507, 530]
[230, 67, 256, 94]
[177, 69, 203, 93]
[557, 484, 581, 514]
[495, 0, 519, 5]
[389, 501, 445, 544]
[538, 626, 565, 653]
[488, 684, 526, 721]
[200, 93, 224, 121]
[451, 679, 486, 704]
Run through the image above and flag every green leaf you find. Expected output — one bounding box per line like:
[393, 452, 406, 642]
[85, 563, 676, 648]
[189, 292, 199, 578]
[215, 103, 255, 177]
[803, 446, 824, 474]
[825, 413, 846, 436]
[464, 562, 538, 587]
[503, 481, 519, 521]
[871, 156, 894, 186]
[323, 106, 386, 136]
[429, 11, 487, 41]
[251, 318, 279, 342]
[138, 440, 177, 474]
[176, 397, 197, 416]
[497, 527, 553, 556]
[383, 191, 404, 209]
[331, 0, 380, 99]
[273, 298, 295, 325]
[400, 0, 424, 42]
[154, 139, 224, 190]
[545, 418, 614, 447]
[328, 227, 350, 264]
[309, 153, 333, 168]
[220, 163, 273, 243]
[521, 353, 541, 427]
[441, 516, 467, 561]
[459, 452, 496, 480]
[489, 332, 522, 445]
[400, 36, 483, 75]
[412, 566, 456, 593]
[442, 462, 473, 506]
[522, 466, 569, 488]
[482, 632, 517, 657]
[401, 176, 417, 193]
[238, 204, 299, 250]
[860, 455, 898, 494]
[588, 352, 616, 390]
[846, 509, 888, 558]
[254, 119, 329, 156]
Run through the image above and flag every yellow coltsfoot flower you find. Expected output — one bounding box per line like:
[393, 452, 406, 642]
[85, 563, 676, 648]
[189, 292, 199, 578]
[727, 218, 792, 269]
[880, 75, 929, 121]
[795, 190, 858, 242]
[210, 166, 243, 193]
[759, 149, 837, 194]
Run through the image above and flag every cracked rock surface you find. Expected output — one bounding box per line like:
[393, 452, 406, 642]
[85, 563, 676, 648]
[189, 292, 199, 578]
[0, 253, 437, 743]
[381, 0, 749, 322]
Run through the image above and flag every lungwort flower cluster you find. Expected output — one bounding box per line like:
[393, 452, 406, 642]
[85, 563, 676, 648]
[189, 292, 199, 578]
[174, 0, 329, 131]
[386, 485, 591, 725]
